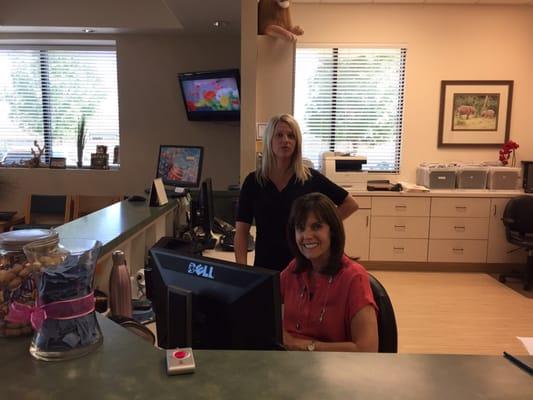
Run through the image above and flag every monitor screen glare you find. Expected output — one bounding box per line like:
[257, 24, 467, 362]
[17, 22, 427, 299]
[157, 145, 203, 188]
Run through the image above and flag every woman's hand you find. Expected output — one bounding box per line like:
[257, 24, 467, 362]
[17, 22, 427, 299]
[283, 330, 313, 351]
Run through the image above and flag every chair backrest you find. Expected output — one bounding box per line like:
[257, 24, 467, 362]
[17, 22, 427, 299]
[72, 195, 122, 220]
[368, 273, 398, 353]
[503, 196, 533, 235]
[25, 194, 71, 226]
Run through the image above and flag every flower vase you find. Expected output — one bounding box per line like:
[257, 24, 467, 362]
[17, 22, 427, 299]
[22, 238, 103, 361]
[511, 151, 517, 167]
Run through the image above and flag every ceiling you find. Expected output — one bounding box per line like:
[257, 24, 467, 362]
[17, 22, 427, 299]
[0, 0, 241, 35]
[0, 0, 530, 35]
[293, 0, 533, 3]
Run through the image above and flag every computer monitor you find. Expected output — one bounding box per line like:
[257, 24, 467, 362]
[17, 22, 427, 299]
[193, 177, 216, 249]
[156, 145, 203, 188]
[146, 247, 282, 350]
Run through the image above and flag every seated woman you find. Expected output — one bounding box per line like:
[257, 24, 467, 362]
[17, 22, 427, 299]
[281, 192, 378, 352]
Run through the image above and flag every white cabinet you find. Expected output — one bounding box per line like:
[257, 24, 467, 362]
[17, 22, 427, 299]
[344, 209, 370, 260]
[487, 198, 527, 263]
[342, 193, 527, 268]
[370, 197, 429, 262]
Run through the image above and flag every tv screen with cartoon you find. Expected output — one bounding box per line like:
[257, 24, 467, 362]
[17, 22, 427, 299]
[156, 145, 204, 188]
[178, 69, 240, 121]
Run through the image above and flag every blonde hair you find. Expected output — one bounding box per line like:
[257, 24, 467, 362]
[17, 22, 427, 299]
[256, 114, 311, 186]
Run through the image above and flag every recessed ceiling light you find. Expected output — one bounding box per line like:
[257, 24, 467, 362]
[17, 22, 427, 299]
[212, 21, 229, 29]
[82, 28, 95, 33]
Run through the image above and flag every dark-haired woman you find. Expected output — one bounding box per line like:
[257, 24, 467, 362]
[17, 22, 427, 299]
[281, 192, 378, 352]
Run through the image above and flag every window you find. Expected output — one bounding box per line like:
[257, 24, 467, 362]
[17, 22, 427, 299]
[0, 43, 119, 167]
[294, 47, 406, 172]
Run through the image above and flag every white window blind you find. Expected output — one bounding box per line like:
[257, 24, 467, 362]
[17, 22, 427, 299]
[294, 47, 406, 172]
[0, 45, 119, 167]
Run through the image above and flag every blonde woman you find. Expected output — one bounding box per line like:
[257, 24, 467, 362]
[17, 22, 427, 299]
[235, 114, 358, 270]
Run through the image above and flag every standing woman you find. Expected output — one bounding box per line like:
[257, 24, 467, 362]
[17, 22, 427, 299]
[235, 114, 358, 271]
[282, 192, 378, 352]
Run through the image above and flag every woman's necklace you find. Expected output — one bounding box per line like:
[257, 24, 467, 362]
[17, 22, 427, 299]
[299, 273, 334, 324]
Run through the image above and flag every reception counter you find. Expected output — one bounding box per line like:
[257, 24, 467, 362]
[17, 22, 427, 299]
[2, 315, 532, 400]
[55, 199, 178, 293]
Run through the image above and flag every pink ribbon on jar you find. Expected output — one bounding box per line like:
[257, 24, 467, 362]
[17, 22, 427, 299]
[6, 292, 96, 331]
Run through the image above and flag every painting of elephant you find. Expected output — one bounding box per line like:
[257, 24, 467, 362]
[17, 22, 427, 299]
[456, 105, 476, 119]
[481, 109, 495, 118]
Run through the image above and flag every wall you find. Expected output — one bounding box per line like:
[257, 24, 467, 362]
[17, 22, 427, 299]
[292, 4, 533, 182]
[0, 32, 241, 213]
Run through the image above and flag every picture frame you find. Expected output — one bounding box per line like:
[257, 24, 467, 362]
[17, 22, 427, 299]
[438, 80, 513, 147]
[49, 157, 67, 169]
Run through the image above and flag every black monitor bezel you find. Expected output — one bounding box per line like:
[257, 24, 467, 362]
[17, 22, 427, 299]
[178, 69, 241, 122]
[156, 145, 204, 188]
[148, 247, 282, 350]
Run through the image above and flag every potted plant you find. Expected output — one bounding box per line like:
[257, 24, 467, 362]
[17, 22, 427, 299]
[77, 115, 87, 168]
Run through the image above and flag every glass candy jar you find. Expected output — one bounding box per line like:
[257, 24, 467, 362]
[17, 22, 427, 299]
[0, 229, 58, 337]
[21, 238, 102, 361]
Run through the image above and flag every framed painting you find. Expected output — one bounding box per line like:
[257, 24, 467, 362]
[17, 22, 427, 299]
[437, 80, 513, 147]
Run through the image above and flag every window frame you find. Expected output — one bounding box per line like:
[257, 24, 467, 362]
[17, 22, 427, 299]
[0, 40, 119, 169]
[294, 43, 407, 174]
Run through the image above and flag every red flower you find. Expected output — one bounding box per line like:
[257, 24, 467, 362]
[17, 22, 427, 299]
[203, 91, 216, 101]
[499, 139, 519, 166]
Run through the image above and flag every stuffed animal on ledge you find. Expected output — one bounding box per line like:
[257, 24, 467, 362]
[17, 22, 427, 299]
[28, 140, 44, 168]
[258, 0, 304, 42]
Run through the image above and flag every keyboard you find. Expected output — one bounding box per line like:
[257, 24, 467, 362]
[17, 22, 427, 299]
[219, 231, 255, 252]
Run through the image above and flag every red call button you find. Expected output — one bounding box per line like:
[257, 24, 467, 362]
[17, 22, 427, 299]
[173, 351, 189, 359]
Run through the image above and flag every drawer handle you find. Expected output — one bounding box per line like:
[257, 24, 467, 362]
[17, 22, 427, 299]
[454, 226, 466, 231]
[393, 247, 405, 253]
[455, 206, 467, 212]
[395, 205, 407, 209]
[366, 215, 369, 227]
[394, 225, 406, 231]
[452, 247, 464, 252]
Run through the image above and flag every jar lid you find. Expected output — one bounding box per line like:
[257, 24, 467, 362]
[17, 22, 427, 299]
[0, 229, 59, 252]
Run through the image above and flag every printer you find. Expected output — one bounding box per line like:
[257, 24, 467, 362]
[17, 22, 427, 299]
[321, 152, 368, 191]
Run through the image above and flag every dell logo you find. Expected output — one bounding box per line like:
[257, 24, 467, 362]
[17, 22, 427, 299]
[187, 262, 215, 280]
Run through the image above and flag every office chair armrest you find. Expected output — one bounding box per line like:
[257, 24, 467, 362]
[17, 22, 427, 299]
[502, 217, 515, 225]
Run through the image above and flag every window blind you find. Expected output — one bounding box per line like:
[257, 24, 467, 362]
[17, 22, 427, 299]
[0, 45, 119, 167]
[294, 47, 406, 172]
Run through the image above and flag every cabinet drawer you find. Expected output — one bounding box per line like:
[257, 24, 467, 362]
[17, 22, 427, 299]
[372, 197, 430, 217]
[428, 239, 487, 263]
[369, 238, 428, 262]
[429, 217, 489, 240]
[371, 216, 429, 239]
[431, 198, 490, 218]
[352, 196, 371, 209]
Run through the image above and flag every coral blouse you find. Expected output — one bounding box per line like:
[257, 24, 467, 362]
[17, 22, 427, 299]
[280, 255, 377, 343]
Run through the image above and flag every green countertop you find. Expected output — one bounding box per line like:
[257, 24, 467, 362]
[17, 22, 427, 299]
[55, 199, 176, 256]
[2, 315, 532, 400]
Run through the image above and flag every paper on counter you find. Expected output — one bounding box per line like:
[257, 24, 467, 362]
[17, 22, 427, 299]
[517, 337, 533, 355]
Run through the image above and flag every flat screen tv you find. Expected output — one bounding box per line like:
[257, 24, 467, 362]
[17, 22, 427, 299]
[178, 69, 240, 121]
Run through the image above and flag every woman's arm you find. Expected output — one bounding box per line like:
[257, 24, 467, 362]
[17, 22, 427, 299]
[337, 194, 359, 220]
[283, 305, 378, 352]
[234, 221, 251, 266]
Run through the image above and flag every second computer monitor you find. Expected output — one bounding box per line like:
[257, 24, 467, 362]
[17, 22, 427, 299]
[156, 145, 203, 188]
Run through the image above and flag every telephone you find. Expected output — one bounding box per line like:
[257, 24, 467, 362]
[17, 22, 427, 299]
[213, 217, 235, 235]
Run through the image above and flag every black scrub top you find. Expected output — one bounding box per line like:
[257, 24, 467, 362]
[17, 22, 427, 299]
[237, 169, 348, 271]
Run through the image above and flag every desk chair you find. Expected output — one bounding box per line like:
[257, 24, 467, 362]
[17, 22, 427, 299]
[12, 194, 71, 230]
[498, 196, 533, 291]
[72, 195, 122, 220]
[368, 273, 398, 353]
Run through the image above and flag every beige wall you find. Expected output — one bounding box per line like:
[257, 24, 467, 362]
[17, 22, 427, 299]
[0, 33, 241, 213]
[292, 4, 533, 182]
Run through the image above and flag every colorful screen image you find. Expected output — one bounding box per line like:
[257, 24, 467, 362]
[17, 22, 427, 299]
[157, 146, 203, 187]
[181, 77, 240, 112]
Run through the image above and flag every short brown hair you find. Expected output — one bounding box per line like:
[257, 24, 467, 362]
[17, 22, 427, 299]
[287, 192, 346, 275]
